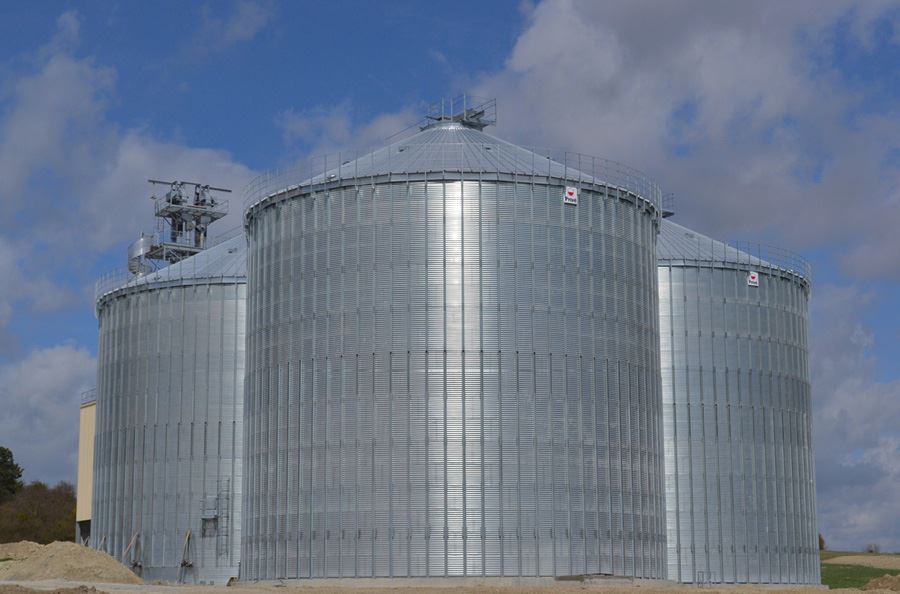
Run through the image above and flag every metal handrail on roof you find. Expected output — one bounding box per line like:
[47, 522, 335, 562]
[242, 143, 662, 216]
[81, 388, 97, 406]
[658, 222, 812, 286]
[728, 240, 813, 285]
[656, 220, 812, 285]
[94, 226, 244, 306]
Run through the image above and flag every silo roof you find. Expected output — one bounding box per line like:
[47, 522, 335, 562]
[96, 234, 246, 306]
[244, 121, 662, 214]
[657, 219, 766, 266]
[135, 233, 246, 284]
[308, 122, 603, 183]
[657, 219, 811, 283]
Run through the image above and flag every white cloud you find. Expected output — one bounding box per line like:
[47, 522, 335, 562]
[0, 235, 77, 359]
[471, 0, 900, 279]
[220, 0, 274, 46]
[0, 51, 114, 214]
[0, 344, 96, 484]
[275, 103, 419, 155]
[48, 10, 81, 53]
[81, 131, 254, 251]
[0, 237, 76, 318]
[0, 10, 256, 287]
[0, 11, 257, 488]
[810, 284, 900, 551]
[190, 0, 275, 57]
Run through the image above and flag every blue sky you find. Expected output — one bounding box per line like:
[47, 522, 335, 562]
[1, 0, 898, 553]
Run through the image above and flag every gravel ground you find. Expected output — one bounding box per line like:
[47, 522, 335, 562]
[0, 587, 105, 594]
[0, 579, 855, 594]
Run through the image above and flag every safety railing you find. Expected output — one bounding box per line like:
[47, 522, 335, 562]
[661, 230, 812, 285]
[80, 388, 97, 406]
[94, 226, 244, 304]
[729, 240, 813, 284]
[154, 197, 229, 217]
[242, 143, 662, 215]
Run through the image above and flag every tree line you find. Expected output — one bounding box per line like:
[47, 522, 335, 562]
[0, 446, 75, 544]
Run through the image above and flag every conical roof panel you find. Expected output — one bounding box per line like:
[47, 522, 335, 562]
[305, 122, 602, 184]
[137, 233, 246, 284]
[98, 234, 246, 305]
[657, 219, 768, 267]
[244, 120, 666, 216]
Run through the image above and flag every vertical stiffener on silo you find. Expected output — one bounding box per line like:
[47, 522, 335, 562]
[657, 220, 818, 584]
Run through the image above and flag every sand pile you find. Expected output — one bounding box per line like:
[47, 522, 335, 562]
[865, 574, 900, 591]
[0, 541, 141, 584]
[0, 542, 44, 561]
[0, 587, 104, 594]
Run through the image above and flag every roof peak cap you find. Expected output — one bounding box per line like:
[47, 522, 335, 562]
[421, 95, 496, 131]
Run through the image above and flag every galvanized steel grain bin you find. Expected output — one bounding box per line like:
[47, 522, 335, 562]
[242, 112, 666, 579]
[657, 220, 818, 584]
[92, 235, 246, 584]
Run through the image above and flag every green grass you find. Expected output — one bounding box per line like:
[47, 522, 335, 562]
[820, 563, 900, 589]
[821, 550, 858, 560]
[819, 551, 900, 589]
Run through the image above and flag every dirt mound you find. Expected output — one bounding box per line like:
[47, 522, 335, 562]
[825, 555, 900, 570]
[0, 541, 140, 584]
[865, 574, 900, 591]
[0, 587, 105, 594]
[0, 542, 44, 560]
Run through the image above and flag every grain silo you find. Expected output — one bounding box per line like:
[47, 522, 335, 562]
[656, 219, 818, 584]
[241, 98, 666, 579]
[92, 182, 245, 584]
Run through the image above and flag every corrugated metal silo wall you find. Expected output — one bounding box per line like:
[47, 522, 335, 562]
[92, 281, 245, 584]
[243, 179, 666, 578]
[658, 263, 818, 583]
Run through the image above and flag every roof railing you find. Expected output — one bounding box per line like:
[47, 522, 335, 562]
[94, 226, 244, 305]
[242, 143, 663, 215]
[81, 388, 97, 406]
[729, 240, 813, 284]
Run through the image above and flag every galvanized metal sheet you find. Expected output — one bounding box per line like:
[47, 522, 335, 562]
[92, 276, 246, 584]
[242, 174, 665, 579]
[658, 220, 818, 584]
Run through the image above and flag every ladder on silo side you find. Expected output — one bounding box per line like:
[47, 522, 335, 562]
[216, 479, 231, 558]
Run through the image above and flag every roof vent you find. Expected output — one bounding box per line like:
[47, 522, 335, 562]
[422, 94, 496, 131]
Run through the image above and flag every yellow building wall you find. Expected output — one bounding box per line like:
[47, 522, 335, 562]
[76, 402, 96, 522]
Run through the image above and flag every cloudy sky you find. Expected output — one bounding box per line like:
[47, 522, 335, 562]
[0, 0, 898, 553]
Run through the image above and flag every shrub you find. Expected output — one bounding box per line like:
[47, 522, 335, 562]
[0, 481, 75, 543]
